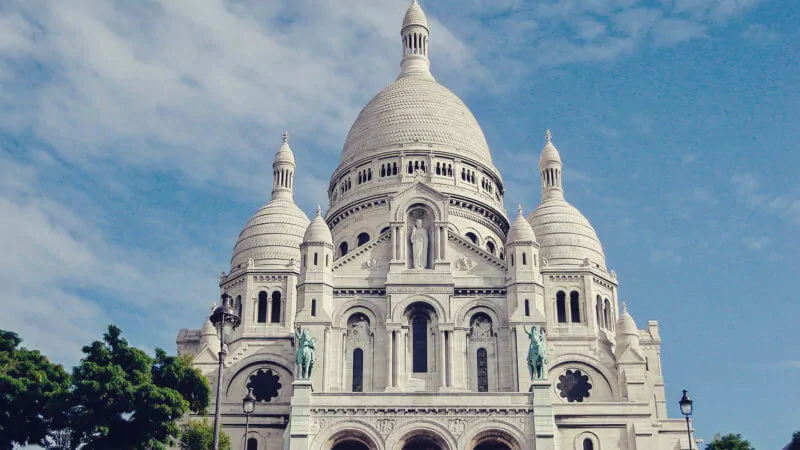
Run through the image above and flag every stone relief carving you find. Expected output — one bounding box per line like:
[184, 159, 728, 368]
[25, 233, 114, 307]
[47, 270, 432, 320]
[455, 256, 475, 271]
[362, 257, 381, 271]
[470, 315, 493, 340]
[309, 418, 325, 434]
[448, 418, 467, 437]
[376, 418, 395, 436]
[247, 258, 255, 269]
[541, 257, 549, 267]
[347, 314, 371, 341]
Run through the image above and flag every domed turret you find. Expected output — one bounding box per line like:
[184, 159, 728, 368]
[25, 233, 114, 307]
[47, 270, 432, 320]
[529, 130, 607, 270]
[303, 206, 333, 244]
[507, 205, 537, 245]
[400, 0, 431, 79]
[615, 303, 641, 359]
[230, 133, 310, 269]
[198, 305, 220, 356]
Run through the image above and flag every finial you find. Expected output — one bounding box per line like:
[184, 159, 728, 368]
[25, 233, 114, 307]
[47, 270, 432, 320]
[545, 129, 552, 143]
[282, 130, 289, 143]
[316, 205, 322, 217]
[622, 301, 628, 314]
[517, 204, 523, 216]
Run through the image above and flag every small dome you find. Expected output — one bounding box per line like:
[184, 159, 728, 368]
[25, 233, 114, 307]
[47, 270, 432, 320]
[528, 199, 606, 269]
[539, 140, 562, 169]
[616, 307, 638, 338]
[303, 207, 333, 244]
[274, 140, 295, 165]
[231, 198, 310, 268]
[506, 207, 536, 244]
[402, 0, 428, 30]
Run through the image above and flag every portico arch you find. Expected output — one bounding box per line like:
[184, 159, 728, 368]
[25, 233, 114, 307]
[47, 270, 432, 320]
[386, 420, 455, 450]
[316, 422, 382, 450]
[463, 425, 525, 450]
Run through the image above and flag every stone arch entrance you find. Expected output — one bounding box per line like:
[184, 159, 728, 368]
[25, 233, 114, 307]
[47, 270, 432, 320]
[397, 430, 449, 450]
[467, 429, 522, 450]
[326, 429, 380, 450]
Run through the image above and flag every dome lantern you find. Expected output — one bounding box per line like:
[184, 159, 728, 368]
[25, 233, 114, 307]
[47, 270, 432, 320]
[400, 0, 432, 79]
[272, 130, 296, 200]
[539, 129, 564, 201]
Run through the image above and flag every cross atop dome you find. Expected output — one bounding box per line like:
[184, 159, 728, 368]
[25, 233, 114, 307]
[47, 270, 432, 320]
[545, 129, 552, 143]
[517, 204, 524, 216]
[316, 205, 322, 217]
[282, 130, 289, 143]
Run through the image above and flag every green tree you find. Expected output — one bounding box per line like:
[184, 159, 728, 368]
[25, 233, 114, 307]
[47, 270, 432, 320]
[0, 329, 70, 449]
[706, 433, 755, 450]
[180, 419, 231, 450]
[67, 325, 211, 449]
[785, 431, 800, 450]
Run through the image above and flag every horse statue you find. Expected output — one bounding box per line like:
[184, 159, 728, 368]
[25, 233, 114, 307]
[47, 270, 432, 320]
[525, 325, 548, 381]
[294, 327, 316, 379]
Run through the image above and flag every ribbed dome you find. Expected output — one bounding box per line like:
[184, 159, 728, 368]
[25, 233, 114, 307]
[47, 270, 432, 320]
[303, 208, 333, 244]
[507, 208, 536, 244]
[403, 0, 428, 30]
[528, 199, 606, 270]
[274, 141, 295, 165]
[231, 198, 310, 269]
[339, 75, 494, 168]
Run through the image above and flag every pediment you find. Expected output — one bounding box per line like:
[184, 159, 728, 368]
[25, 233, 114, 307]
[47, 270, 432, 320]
[617, 343, 646, 363]
[192, 343, 219, 364]
[449, 233, 507, 279]
[332, 230, 393, 278]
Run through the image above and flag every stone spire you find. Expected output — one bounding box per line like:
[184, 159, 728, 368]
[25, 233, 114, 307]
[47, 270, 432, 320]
[539, 129, 564, 201]
[272, 130, 297, 200]
[399, 0, 433, 79]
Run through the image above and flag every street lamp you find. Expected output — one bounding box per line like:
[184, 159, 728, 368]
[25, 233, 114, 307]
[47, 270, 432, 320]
[210, 293, 241, 450]
[679, 389, 694, 450]
[242, 388, 256, 449]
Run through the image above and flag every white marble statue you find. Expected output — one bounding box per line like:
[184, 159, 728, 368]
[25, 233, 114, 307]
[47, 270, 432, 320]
[410, 218, 428, 269]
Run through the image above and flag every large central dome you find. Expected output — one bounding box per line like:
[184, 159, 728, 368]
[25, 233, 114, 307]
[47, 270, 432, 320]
[340, 75, 493, 168]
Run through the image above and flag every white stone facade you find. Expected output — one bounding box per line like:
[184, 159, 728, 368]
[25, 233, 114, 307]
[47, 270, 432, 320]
[176, 2, 697, 449]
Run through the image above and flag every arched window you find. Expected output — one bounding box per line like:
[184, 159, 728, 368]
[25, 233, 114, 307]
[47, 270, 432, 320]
[583, 439, 594, 450]
[236, 295, 242, 319]
[522, 252, 527, 265]
[326, 254, 330, 267]
[380, 226, 391, 234]
[465, 232, 478, 244]
[313, 252, 318, 266]
[271, 292, 281, 323]
[510, 253, 515, 267]
[596, 295, 603, 328]
[352, 348, 364, 392]
[357, 232, 370, 246]
[524, 299, 530, 317]
[339, 241, 349, 257]
[570, 291, 581, 323]
[604, 298, 612, 330]
[412, 313, 428, 372]
[476, 348, 488, 392]
[247, 437, 258, 450]
[486, 241, 496, 255]
[556, 291, 567, 323]
[257, 292, 268, 323]
[311, 299, 317, 317]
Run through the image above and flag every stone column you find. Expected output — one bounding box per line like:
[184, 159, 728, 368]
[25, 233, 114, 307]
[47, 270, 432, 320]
[451, 328, 468, 389]
[288, 380, 314, 450]
[397, 328, 408, 388]
[437, 328, 446, 388]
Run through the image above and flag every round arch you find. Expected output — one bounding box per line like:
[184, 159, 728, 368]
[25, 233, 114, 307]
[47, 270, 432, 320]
[385, 419, 456, 450]
[464, 426, 525, 450]
[574, 431, 601, 450]
[391, 196, 445, 222]
[548, 357, 617, 402]
[391, 295, 447, 323]
[333, 300, 383, 329]
[314, 420, 383, 450]
[224, 353, 294, 398]
[455, 300, 505, 329]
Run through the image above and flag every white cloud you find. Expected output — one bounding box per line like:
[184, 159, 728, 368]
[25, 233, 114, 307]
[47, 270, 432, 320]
[742, 236, 771, 251]
[731, 173, 800, 226]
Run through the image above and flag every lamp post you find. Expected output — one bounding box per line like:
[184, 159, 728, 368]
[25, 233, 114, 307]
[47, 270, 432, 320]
[242, 388, 256, 449]
[679, 389, 694, 450]
[210, 293, 241, 450]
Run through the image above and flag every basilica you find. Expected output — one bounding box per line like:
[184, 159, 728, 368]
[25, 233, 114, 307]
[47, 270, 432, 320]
[176, 1, 697, 449]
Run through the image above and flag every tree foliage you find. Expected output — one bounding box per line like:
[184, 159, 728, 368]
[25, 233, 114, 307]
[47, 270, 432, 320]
[785, 431, 800, 450]
[0, 329, 70, 449]
[706, 433, 756, 450]
[66, 325, 211, 449]
[180, 419, 231, 450]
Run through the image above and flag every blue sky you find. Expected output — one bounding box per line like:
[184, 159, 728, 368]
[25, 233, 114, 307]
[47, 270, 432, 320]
[0, 0, 797, 447]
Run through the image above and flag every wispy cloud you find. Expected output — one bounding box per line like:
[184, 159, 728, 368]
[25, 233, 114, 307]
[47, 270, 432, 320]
[742, 236, 771, 251]
[731, 173, 800, 225]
